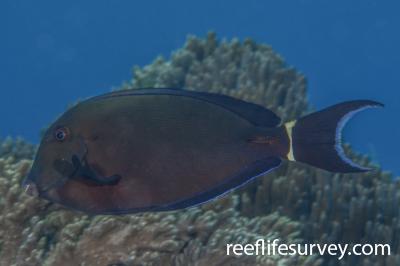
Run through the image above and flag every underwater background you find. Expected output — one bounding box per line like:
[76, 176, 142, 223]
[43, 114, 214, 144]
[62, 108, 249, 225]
[1, 1, 399, 266]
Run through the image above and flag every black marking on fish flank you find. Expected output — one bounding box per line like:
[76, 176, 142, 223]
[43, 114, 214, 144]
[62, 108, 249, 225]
[70, 154, 121, 186]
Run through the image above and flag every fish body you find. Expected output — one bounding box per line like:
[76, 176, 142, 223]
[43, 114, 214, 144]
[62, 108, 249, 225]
[23, 88, 382, 214]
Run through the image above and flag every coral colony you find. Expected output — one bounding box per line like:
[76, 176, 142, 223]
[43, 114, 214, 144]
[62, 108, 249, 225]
[0, 33, 397, 266]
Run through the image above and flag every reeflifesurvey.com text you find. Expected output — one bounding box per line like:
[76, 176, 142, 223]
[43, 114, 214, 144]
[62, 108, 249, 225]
[226, 239, 390, 260]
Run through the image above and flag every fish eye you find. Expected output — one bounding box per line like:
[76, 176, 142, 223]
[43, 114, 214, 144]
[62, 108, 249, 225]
[54, 127, 69, 142]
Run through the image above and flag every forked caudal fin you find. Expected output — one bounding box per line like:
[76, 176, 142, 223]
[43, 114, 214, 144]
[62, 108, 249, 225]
[284, 100, 383, 173]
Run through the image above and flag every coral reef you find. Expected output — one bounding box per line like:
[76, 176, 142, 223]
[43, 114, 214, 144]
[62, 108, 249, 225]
[124, 32, 308, 123]
[122, 33, 399, 266]
[0, 137, 35, 161]
[0, 144, 319, 266]
[0, 33, 398, 266]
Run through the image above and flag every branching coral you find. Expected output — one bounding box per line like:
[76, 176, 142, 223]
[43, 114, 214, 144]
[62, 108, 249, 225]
[0, 137, 35, 162]
[122, 32, 308, 122]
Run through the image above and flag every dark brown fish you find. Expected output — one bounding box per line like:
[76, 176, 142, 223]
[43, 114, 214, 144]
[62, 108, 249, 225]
[22, 88, 383, 214]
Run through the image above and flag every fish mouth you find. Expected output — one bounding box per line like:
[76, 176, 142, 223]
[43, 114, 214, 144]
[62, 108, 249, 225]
[22, 138, 89, 197]
[23, 181, 39, 197]
[22, 172, 49, 198]
[22, 156, 80, 198]
[22, 167, 41, 197]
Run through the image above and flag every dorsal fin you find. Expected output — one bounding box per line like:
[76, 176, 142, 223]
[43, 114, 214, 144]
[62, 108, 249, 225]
[90, 88, 281, 127]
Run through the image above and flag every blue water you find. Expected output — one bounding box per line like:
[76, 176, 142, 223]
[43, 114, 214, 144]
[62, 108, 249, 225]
[1, 0, 399, 175]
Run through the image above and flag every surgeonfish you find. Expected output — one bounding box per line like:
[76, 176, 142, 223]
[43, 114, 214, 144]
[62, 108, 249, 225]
[22, 88, 383, 214]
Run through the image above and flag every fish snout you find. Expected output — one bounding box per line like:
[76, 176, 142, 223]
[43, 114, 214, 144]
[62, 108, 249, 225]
[23, 181, 39, 197]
